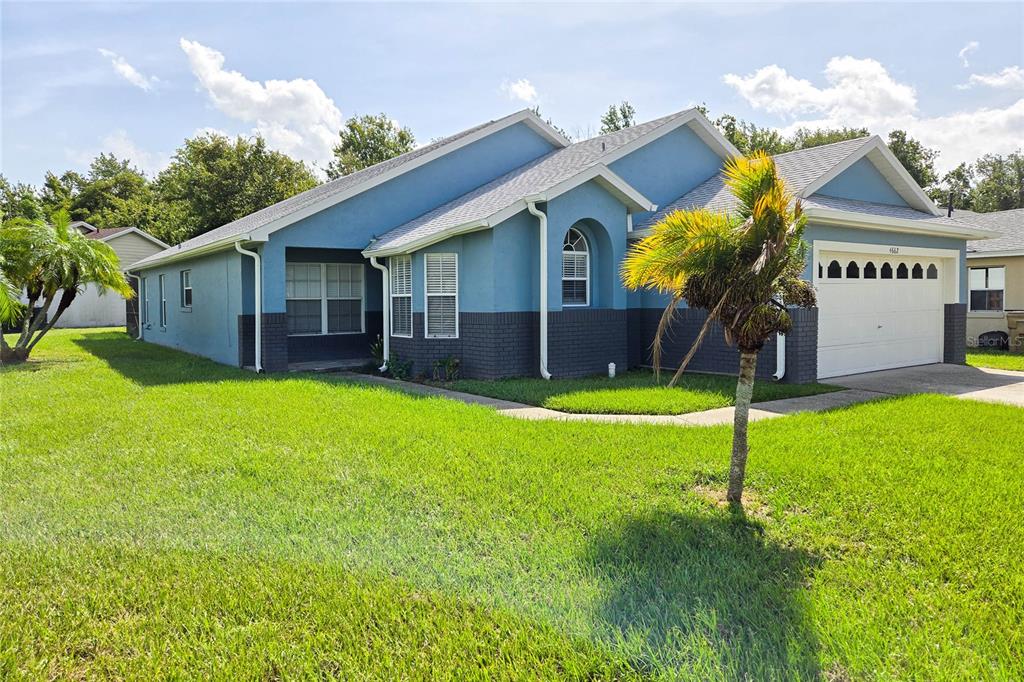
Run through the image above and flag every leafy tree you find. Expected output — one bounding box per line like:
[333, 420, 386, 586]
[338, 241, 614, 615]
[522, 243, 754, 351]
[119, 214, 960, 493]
[529, 106, 574, 142]
[0, 176, 43, 223]
[970, 151, 1024, 212]
[326, 114, 416, 180]
[928, 162, 974, 211]
[599, 101, 637, 134]
[70, 154, 155, 230]
[623, 153, 815, 505]
[0, 210, 133, 363]
[153, 133, 318, 244]
[789, 126, 869, 150]
[886, 130, 938, 189]
[39, 171, 85, 220]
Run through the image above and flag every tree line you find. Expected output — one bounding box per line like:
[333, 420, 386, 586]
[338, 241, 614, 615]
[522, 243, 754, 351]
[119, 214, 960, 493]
[2, 106, 1020, 248]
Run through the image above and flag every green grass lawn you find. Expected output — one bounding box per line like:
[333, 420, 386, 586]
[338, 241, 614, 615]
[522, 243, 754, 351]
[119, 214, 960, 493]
[2, 329, 1023, 680]
[967, 348, 1024, 371]
[447, 370, 839, 414]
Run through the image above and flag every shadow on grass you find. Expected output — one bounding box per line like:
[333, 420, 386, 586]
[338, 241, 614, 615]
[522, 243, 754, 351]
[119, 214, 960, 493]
[587, 509, 821, 677]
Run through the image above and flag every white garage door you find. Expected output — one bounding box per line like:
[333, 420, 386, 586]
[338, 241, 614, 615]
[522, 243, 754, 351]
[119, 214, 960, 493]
[817, 252, 944, 378]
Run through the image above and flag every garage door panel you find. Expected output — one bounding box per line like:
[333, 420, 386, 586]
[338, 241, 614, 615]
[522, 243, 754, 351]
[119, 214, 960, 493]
[816, 252, 945, 378]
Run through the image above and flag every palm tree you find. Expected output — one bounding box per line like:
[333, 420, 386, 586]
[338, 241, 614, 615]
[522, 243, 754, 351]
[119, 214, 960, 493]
[1, 210, 133, 364]
[622, 152, 816, 505]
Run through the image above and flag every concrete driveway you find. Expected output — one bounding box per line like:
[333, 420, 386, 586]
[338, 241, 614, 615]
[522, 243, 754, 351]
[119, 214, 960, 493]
[829, 363, 1024, 407]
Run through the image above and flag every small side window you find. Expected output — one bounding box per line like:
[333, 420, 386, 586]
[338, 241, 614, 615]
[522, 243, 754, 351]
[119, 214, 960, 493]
[180, 270, 192, 309]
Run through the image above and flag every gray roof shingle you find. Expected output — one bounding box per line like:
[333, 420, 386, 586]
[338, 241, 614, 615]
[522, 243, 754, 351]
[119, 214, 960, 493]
[963, 208, 1024, 253]
[133, 111, 541, 268]
[366, 110, 694, 253]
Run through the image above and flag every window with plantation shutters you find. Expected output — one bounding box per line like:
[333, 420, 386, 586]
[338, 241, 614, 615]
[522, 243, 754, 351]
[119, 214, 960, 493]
[562, 228, 589, 306]
[390, 255, 412, 338]
[425, 253, 458, 338]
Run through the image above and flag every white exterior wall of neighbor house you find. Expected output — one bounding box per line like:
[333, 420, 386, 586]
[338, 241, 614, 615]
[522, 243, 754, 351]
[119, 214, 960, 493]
[56, 229, 167, 328]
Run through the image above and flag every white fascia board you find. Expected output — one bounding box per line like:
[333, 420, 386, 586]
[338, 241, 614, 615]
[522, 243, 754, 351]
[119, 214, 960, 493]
[806, 206, 993, 239]
[520, 111, 573, 148]
[599, 109, 740, 166]
[100, 226, 170, 249]
[800, 136, 941, 216]
[131, 235, 266, 271]
[966, 249, 1024, 259]
[361, 220, 491, 258]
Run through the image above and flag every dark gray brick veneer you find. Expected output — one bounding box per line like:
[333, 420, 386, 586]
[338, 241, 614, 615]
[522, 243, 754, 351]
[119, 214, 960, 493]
[237, 313, 288, 372]
[944, 303, 967, 364]
[548, 309, 628, 378]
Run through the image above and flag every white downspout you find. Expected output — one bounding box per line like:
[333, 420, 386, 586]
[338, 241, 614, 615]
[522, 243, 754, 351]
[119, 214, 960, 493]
[773, 332, 786, 381]
[125, 272, 143, 340]
[234, 240, 262, 373]
[369, 256, 389, 372]
[526, 200, 551, 379]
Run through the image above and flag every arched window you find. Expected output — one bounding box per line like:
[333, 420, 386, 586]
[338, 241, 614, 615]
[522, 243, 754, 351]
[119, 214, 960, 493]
[927, 264, 938, 280]
[864, 261, 877, 279]
[818, 263, 823, 279]
[827, 260, 842, 278]
[562, 228, 589, 306]
[897, 263, 909, 279]
[846, 260, 860, 279]
[881, 262, 893, 279]
[912, 263, 924, 279]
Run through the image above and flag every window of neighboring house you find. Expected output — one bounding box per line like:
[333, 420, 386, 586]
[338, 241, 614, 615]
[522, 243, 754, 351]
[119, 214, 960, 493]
[969, 266, 1005, 312]
[158, 274, 167, 328]
[390, 255, 412, 338]
[142, 277, 149, 325]
[562, 228, 589, 305]
[425, 253, 458, 338]
[285, 262, 365, 335]
[180, 269, 192, 309]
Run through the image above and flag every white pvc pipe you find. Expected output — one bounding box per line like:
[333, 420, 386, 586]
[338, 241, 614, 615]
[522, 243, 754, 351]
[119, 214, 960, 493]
[234, 241, 262, 373]
[773, 332, 786, 381]
[526, 200, 551, 379]
[125, 272, 143, 340]
[369, 256, 389, 372]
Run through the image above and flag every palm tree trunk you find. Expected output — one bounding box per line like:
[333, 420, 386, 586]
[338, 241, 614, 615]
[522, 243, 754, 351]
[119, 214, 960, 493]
[727, 351, 758, 505]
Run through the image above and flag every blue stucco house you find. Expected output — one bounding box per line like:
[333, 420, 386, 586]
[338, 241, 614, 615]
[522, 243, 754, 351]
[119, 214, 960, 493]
[130, 108, 992, 381]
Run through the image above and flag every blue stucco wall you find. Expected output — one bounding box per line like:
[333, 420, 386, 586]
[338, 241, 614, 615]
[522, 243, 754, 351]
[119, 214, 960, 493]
[816, 157, 909, 206]
[804, 223, 968, 302]
[610, 124, 724, 225]
[139, 250, 245, 366]
[261, 121, 557, 313]
[408, 230, 494, 313]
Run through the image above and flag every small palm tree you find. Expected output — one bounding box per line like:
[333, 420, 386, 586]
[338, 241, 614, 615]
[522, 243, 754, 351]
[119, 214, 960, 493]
[1, 210, 133, 364]
[623, 152, 816, 505]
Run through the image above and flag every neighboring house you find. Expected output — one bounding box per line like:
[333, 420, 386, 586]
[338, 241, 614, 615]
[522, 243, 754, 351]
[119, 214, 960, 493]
[130, 109, 992, 381]
[961, 208, 1024, 350]
[57, 222, 168, 328]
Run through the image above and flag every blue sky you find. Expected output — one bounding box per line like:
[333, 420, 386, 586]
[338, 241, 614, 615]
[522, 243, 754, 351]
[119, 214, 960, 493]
[2, 2, 1022, 185]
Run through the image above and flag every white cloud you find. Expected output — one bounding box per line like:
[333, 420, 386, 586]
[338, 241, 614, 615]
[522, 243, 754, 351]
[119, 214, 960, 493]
[958, 41, 979, 67]
[957, 65, 1024, 90]
[723, 56, 1023, 172]
[500, 78, 539, 104]
[67, 130, 170, 178]
[179, 38, 343, 170]
[98, 48, 158, 91]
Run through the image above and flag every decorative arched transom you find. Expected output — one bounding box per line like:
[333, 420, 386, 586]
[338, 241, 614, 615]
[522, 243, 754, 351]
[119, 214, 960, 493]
[562, 228, 589, 306]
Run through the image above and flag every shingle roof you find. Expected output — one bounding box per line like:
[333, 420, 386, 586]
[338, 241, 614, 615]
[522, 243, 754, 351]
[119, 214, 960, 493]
[963, 208, 1024, 253]
[636, 136, 873, 228]
[801, 195, 982, 229]
[366, 110, 695, 253]
[133, 110, 548, 268]
[84, 227, 131, 240]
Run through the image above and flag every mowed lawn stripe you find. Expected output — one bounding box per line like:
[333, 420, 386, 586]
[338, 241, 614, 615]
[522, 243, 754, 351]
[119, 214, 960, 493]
[2, 330, 1022, 680]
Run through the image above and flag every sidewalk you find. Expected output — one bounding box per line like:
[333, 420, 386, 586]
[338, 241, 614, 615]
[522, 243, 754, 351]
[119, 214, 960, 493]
[337, 372, 886, 426]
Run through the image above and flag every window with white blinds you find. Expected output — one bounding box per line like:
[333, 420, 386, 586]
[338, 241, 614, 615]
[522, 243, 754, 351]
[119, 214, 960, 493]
[285, 262, 364, 335]
[562, 228, 589, 306]
[425, 253, 458, 338]
[390, 255, 412, 338]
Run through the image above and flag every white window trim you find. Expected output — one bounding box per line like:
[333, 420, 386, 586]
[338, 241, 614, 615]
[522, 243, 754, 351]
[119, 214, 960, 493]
[180, 269, 192, 311]
[424, 252, 459, 339]
[158, 274, 167, 329]
[969, 266, 1005, 313]
[562, 228, 590, 307]
[285, 262, 366, 336]
[390, 255, 413, 339]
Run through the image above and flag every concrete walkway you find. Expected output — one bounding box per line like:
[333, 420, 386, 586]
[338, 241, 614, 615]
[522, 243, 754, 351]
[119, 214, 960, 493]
[336, 371, 886, 427]
[829, 363, 1024, 407]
